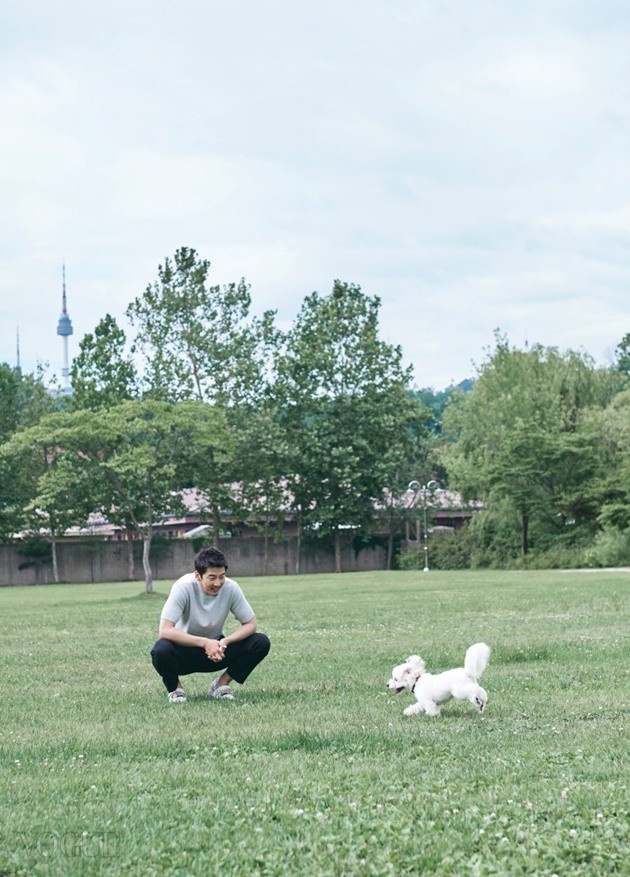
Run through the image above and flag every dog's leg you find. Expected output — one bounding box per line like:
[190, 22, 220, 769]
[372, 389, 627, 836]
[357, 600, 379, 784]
[423, 701, 441, 717]
[468, 686, 487, 713]
[403, 702, 425, 717]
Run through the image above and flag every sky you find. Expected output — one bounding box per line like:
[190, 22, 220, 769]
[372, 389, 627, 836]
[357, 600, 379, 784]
[1, 0, 629, 391]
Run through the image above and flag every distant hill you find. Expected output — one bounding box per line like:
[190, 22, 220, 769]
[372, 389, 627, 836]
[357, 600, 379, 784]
[409, 378, 474, 434]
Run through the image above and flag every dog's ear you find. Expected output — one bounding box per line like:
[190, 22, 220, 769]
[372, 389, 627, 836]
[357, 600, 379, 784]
[406, 656, 425, 680]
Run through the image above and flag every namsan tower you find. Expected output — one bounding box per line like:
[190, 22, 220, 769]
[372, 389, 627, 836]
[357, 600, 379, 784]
[56, 265, 74, 392]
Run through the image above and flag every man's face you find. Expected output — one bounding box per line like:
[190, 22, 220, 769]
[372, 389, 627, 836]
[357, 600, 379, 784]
[196, 567, 227, 596]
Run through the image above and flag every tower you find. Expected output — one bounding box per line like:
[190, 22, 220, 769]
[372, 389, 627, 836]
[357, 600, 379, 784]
[56, 264, 74, 392]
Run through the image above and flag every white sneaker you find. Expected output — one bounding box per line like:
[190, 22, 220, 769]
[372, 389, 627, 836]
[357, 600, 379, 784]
[208, 683, 234, 700]
[167, 687, 186, 703]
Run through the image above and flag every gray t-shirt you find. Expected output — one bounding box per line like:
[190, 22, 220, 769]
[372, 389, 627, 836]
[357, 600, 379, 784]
[160, 573, 254, 639]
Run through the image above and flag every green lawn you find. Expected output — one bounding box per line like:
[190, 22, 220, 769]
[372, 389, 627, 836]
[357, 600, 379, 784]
[1, 569, 628, 876]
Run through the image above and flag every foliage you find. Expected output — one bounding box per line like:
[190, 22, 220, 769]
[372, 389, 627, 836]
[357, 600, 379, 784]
[0, 363, 26, 443]
[379, 403, 438, 568]
[126, 246, 279, 406]
[399, 515, 601, 571]
[4, 260, 628, 572]
[1, 570, 628, 876]
[0, 401, 231, 592]
[613, 331, 630, 378]
[122, 246, 283, 544]
[580, 390, 630, 533]
[0, 364, 59, 541]
[0, 421, 98, 580]
[410, 379, 474, 434]
[398, 527, 476, 570]
[274, 280, 419, 571]
[442, 332, 619, 556]
[583, 527, 630, 568]
[0, 363, 56, 440]
[229, 404, 293, 571]
[15, 534, 52, 570]
[70, 314, 138, 409]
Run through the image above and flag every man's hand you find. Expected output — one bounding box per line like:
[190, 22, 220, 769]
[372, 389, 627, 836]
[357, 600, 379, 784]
[203, 638, 226, 661]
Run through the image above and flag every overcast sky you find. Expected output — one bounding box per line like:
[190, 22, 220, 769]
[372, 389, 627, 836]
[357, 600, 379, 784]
[1, 0, 629, 390]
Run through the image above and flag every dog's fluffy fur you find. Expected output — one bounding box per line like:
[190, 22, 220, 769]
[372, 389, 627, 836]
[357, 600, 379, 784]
[387, 642, 490, 717]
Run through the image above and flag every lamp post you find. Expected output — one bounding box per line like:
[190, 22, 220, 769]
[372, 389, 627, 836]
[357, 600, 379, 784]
[408, 480, 439, 572]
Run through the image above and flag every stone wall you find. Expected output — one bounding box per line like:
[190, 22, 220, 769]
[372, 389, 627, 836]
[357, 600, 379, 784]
[0, 537, 387, 585]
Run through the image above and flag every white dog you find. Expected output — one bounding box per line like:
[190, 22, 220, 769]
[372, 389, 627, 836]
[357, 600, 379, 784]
[387, 642, 490, 717]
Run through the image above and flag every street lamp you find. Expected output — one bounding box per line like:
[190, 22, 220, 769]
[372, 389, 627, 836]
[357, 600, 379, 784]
[408, 480, 439, 572]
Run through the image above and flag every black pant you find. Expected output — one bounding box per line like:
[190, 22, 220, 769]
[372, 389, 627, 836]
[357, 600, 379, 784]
[150, 633, 270, 694]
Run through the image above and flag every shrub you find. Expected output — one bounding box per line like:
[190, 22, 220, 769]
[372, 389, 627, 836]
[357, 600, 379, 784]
[398, 527, 474, 570]
[583, 527, 630, 568]
[508, 544, 588, 569]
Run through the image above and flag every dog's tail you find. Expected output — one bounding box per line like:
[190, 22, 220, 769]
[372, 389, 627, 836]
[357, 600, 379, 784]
[464, 642, 490, 680]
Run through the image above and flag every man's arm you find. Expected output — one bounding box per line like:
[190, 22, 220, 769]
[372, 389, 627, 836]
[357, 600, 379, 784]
[222, 617, 257, 648]
[159, 618, 225, 661]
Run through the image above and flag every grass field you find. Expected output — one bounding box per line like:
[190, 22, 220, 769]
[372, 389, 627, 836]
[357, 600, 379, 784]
[1, 569, 628, 876]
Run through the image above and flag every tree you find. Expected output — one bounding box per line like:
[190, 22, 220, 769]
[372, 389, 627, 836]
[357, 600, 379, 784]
[126, 246, 278, 406]
[0, 364, 58, 543]
[229, 404, 293, 574]
[0, 401, 232, 591]
[0, 363, 22, 444]
[581, 389, 630, 532]
[411, 380, 474, 435]
[442, 333, 618, 557]
[0, 363, 56, 440]
[375, 397, 434, 569]
[70, 314, 138, 409]
[125, 247, 281, 545]
[0, 426, 96, 580]
[274, 280, 416, 572]
[613, 332, 630, 382]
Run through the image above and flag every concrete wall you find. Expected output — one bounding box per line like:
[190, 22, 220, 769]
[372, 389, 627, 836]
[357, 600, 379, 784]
[0, 537, 387, 586]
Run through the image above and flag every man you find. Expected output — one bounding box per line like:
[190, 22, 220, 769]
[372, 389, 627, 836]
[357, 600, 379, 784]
[151, 546, 270, 703]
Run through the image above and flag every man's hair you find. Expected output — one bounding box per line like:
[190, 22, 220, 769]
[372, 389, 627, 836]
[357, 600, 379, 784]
[194, 547, 229, 574]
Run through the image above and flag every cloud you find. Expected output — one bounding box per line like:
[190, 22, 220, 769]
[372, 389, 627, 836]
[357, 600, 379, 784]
[1, 0, 629, 388]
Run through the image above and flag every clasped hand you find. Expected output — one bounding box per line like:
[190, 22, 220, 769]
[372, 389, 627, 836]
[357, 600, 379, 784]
[203, 638, 226, 661]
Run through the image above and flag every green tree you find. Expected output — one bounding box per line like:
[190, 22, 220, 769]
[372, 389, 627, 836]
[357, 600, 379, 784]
[126, 246, 278, 406]
[230, 404, 292, 574]
[613, 332, 630, 381]
[442, 333, 618, 558]
[0, 363, 22, 443]
[581, 389, 630, 532]
[274, 280, 416, 572]
[125, 247, 281, 544]
[1, 401, 231, 591]
[0, 365, 58, 542]
[0, 428, 96, 580]
[411, 380, 474, 434]
[70, 314, 138, 409]
[377, 398, 434, 569]
[0, 363, 56, 440]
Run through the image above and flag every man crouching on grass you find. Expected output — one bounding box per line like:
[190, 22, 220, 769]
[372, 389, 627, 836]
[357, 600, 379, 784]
[151, 547, 270, 703]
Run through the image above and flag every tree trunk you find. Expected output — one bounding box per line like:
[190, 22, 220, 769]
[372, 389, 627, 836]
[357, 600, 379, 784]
[212, 505, 221, 547]
[521, 512, 529, 555]
[386, 529, 394, 570]
[142, 533, 154, 593]
[263, 531, 269, 576]
[334, 531, 342, 573]
[295, 519, 302, 575]
[126, 536, 135, 580]
[51, 532, 59, 583]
